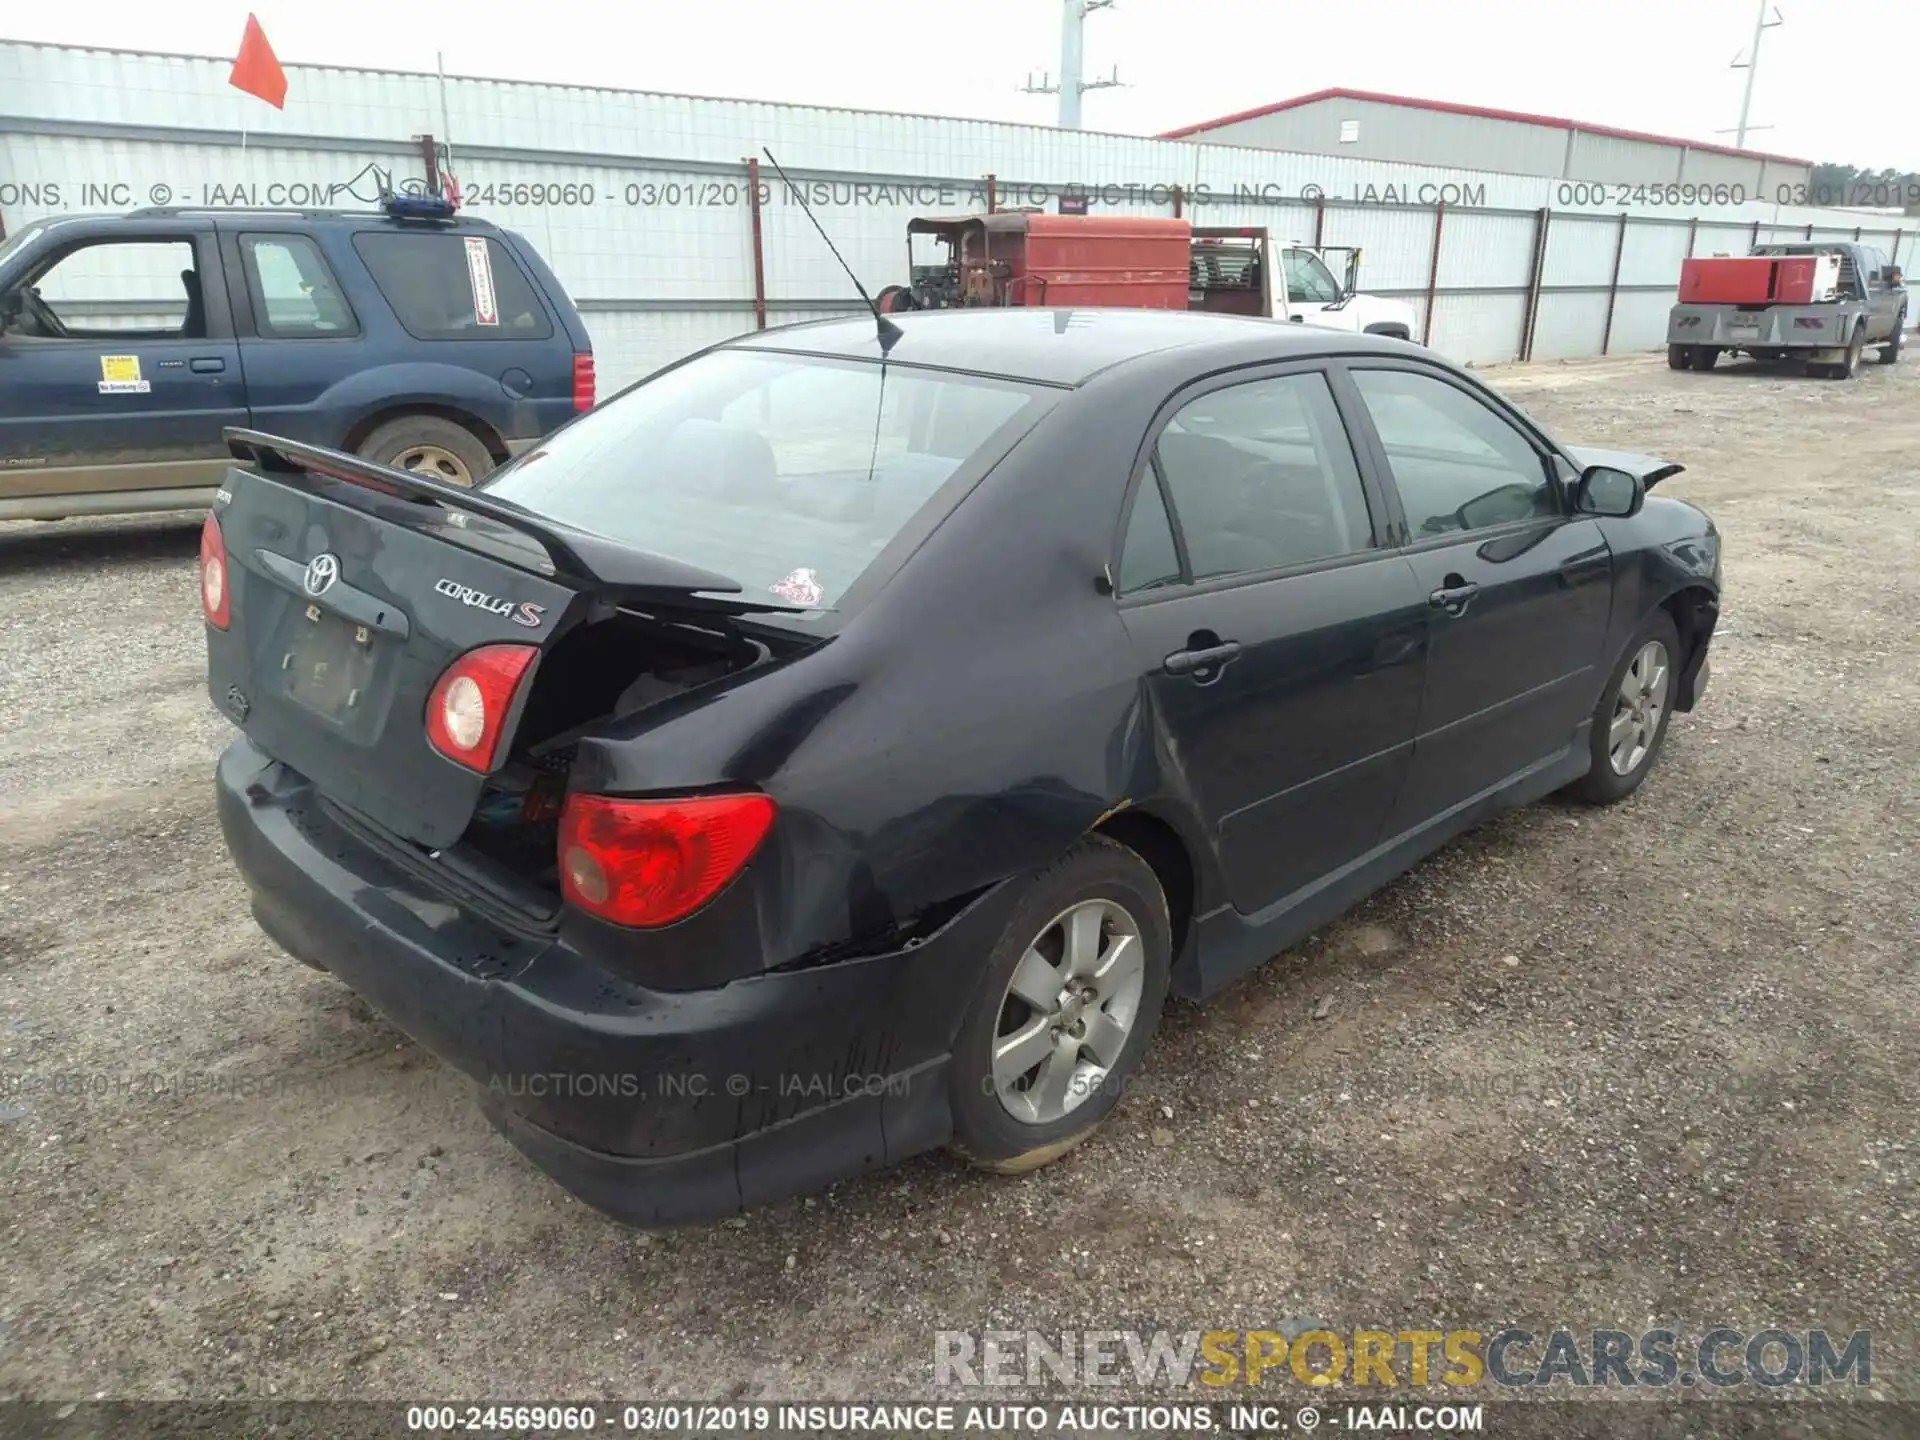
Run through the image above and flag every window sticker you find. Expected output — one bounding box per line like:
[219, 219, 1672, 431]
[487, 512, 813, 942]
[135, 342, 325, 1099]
[769, 567, 824, 607]
[464, 236, 500, 326]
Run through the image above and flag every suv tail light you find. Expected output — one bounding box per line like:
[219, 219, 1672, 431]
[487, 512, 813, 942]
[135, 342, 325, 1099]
[559, 793, 776, 928]
[200, 512, 231, 630]
[572, 353, 596, 411]
[425, 644, 538, 772]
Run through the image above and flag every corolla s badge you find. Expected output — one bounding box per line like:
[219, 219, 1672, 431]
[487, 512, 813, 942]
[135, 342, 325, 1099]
[303, 553, 341, 596]
[434, 577, 547, 629]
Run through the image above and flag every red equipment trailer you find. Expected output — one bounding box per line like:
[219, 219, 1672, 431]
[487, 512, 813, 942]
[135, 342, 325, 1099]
[878, 211, 1274, 317]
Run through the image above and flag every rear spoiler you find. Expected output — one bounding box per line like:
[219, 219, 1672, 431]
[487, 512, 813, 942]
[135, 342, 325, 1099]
[223, 428, 798, 614]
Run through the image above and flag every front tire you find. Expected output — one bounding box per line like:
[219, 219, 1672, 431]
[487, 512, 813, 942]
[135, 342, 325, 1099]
[949, 837, 1171, 1174]
[1568, 612, 1682, 806]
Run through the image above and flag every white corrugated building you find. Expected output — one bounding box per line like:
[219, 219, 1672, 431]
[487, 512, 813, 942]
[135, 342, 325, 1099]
[1161, 89, 1814, 199]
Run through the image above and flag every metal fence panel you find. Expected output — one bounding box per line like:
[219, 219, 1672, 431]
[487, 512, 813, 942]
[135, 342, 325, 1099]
[1541, 214, 1624, 289]
[1429, 290, 1528, 367]
[1529, 291, 1611, 360]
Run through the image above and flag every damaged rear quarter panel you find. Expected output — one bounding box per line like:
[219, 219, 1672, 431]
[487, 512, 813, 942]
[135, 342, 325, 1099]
[562, 372, 1208, 1001]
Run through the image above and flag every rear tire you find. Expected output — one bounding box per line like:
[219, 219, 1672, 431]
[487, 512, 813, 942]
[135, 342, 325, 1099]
[356, 415, 496, 488]
[1692, 346, 1720, 371]
[1667, 345, 1693, 371]
[1877, 312, 1904, 364]
[948, 836, 1171, 1175]
[1568, 611, 1682, 806]
[1819, 325, 1866, 380]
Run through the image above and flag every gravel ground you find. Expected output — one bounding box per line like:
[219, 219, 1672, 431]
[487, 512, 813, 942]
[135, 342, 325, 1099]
[1, 350, 1916, 1432]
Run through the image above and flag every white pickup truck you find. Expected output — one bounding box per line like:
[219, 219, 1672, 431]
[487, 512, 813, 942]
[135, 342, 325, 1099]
[1271, 243, 1417, 340]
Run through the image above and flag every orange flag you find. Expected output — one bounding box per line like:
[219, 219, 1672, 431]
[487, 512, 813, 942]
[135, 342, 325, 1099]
[229, 15, 288, 109]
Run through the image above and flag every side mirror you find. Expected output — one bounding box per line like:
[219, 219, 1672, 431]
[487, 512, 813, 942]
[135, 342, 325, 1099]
[1575, 465, 1643, 518]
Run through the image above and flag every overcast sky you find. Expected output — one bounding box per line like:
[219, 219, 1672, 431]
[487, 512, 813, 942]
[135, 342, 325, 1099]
[7, 0, 1915, 171]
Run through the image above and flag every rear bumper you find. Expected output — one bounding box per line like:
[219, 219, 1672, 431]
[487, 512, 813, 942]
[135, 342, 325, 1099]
[215, 737, 1012, 1225]
[1667, 303, 1861, 352]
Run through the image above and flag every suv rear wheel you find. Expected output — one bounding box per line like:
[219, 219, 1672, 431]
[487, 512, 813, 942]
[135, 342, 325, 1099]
[357, 415, 495, 488]
[949, 836, 1171, 1174]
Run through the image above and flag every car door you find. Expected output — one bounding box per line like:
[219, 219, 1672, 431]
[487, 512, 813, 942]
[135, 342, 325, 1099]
[1866, 248, 1902, 338]
[1280, 248, 1352, 331]
[215, 227, 364, 447]
[1115, 364, 1428, 918]
[1343, 362, 1613, 831]
[0, 225, 245, 500]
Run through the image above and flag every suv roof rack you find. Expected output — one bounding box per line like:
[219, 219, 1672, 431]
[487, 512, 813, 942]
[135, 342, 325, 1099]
[124, 204, 493, 227]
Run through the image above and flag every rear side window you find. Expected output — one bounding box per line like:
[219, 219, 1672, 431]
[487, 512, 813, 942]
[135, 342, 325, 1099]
[482, 348, 1044, 613]
[351, 231, 552, 340]
[1117, 471, 1181, 593]
[239, 233, 356, 337]
[1148, 371, 1375, 581]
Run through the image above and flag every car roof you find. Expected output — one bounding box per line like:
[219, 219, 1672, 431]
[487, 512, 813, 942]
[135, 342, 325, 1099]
[18, 210, 500, 232]
[727, 307, 1405, 386]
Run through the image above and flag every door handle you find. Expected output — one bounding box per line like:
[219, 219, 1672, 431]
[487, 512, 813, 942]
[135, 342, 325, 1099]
[190, 357, 226, 373]
[1164, 640, 1242, 676]
[1428, 579, 1480, 615]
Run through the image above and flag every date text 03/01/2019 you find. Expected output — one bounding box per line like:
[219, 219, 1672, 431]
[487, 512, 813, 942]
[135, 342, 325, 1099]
[400, 1402, 1487, 1433]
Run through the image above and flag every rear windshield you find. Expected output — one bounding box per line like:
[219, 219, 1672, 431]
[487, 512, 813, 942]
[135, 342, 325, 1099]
[481, 348, 1046, 613]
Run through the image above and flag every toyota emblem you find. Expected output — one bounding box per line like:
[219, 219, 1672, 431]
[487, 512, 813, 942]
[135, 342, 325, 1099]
[303, 553, 341, 596]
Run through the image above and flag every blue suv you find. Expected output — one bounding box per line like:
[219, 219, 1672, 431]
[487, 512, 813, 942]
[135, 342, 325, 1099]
[0, 203, 594, 520]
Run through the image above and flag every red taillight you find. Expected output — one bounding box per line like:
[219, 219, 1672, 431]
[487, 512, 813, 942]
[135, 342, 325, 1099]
[424, 644, 538, 772]
[200, 512, 230, 630]
[558, 793, 776, 927]
[572, 353, 596, 411]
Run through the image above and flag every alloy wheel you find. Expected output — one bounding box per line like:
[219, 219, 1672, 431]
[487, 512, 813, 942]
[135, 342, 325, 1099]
[1608, 640, 1671, 776]
[991, 899, 1146, 1125]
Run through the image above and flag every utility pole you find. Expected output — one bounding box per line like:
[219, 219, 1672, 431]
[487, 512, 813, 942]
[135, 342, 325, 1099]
[1730, 2, 1783, 149]
[1023, 0, 1123, 130]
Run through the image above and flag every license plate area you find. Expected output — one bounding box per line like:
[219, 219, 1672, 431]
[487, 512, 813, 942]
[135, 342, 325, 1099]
[283, 603, 380, 724]
[1728, 321, 1760, 339]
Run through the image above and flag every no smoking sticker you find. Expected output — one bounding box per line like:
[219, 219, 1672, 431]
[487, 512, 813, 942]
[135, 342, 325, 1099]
[98, 354, 150, 394]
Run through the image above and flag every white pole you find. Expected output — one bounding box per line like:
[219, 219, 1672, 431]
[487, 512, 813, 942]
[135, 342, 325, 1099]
[1735, 1, 1775, 149]
[1058, 1, 1083, 130]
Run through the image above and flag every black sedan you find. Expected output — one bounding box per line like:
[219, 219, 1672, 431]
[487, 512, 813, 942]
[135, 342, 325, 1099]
[203, 308, 1720, 1224]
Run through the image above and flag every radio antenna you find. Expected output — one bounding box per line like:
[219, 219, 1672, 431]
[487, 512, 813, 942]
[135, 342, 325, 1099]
[761, 147, 903, 355]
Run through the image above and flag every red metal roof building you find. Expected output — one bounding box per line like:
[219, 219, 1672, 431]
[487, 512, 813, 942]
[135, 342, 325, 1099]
[1160, 88, 1813, 196]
